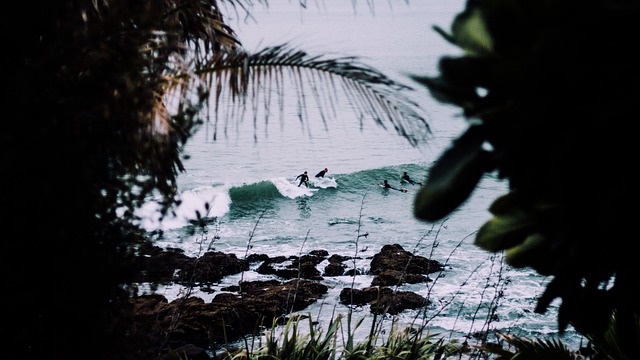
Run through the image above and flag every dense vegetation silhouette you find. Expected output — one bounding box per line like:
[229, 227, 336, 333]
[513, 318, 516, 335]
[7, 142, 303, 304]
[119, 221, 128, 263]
[3, 1, 427, 359]
[413, 1, 640, 358]
[3, 0, 638, 359]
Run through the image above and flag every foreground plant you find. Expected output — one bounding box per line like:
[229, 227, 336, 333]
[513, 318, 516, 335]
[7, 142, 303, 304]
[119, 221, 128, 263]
[412, 0, 640, 358]
[479, 333, 584, 360]
[225, 313, 458, 360]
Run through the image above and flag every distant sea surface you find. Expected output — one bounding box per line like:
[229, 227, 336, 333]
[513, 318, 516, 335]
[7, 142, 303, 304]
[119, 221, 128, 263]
[137, 0, 585, 350]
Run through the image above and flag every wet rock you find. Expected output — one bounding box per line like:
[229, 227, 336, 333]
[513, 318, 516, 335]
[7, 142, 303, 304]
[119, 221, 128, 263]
[370, 244, 444, 277]
[339, 286, 429, 315]
[132, 248, 249, 284]
[370, 290, 429, 315]
[256, 255, 323, 280]
[128, 279, 328, 358]
[127, 245, 444, 357]
[134, 248, 193, 283]
[370, 269, 431, 287]
[178, 251, 249, 283]
[324, 262, 345, 276]
[339, 287, 394, 306]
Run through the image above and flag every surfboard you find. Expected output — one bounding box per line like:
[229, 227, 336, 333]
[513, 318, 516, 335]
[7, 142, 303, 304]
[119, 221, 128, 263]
[379, 184, 408, 192]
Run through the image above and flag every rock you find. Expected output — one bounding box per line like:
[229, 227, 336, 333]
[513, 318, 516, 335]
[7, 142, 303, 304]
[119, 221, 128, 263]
[126, 244, 445, 357]
[178, 251, 249, 283]
[338, 286, 430, 315]
[370, 290, 429, 315]
[127, 279, 328, 357]
[370, 244, 444, 277]
[324, 262, 345, 276]
[339, 287, 394, 306]
[370, 269, 431, 287]
[256, 254, 323, 280]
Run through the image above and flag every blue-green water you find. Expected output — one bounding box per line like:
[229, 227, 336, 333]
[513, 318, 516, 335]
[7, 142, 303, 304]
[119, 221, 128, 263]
[136, 0, 586, 351]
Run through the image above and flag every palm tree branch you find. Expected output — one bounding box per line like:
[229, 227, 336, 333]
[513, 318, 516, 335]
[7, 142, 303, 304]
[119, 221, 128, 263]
[187, 44, 430, 146]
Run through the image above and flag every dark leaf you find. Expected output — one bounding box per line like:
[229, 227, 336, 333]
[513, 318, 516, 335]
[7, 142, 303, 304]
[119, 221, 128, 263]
[414, 124, 490, 221]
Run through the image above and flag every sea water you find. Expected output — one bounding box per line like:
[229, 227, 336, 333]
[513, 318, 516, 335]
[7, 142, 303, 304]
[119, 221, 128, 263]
[136, 0, 586, 351]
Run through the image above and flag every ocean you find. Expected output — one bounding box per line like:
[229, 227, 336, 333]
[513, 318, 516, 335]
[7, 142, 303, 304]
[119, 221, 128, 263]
[136, 0, 586, 351]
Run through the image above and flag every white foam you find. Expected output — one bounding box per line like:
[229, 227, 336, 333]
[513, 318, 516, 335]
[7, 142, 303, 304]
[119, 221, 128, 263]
[135, 184, 231, 231]
[310, 176, 338, 188]
[272, 177, 318, 198]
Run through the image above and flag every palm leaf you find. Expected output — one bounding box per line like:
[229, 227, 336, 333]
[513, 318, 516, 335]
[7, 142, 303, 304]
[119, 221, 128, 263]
[414, 124, 490, 221]
[479, 332, 581, 360]
[189, 43, 430, 145]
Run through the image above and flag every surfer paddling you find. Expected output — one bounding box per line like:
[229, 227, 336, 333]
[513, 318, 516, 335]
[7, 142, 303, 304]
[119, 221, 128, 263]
[401, 171, 423, 186]
[381, 180, 407, 193]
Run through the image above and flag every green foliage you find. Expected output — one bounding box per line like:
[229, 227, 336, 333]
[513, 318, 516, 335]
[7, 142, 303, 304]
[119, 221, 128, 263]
[370, 324, 450, 360]
[412, 0, 640, 358]
[256, 314, 339, 360]
[480, 333, 582, 360]
[227, 314, 455, 360]
[585, 312, 640, 360]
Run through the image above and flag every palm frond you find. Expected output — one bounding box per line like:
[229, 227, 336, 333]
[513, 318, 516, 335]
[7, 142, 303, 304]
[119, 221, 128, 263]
[480, 332, 582, 360]
[191, 43, 430, 146]
[163, 0, 246, 59]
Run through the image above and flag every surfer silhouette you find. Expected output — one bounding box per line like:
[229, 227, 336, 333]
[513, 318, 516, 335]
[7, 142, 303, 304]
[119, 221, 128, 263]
[315, 168, 328, 178]
[296, 171, 310, 187]
[381, 180, 407, 193]
[401, 171, 423, 186]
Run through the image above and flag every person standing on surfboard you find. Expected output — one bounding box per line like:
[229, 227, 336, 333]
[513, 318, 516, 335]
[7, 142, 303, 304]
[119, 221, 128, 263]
[296, 171, 310, 187]
[315, 168, 328, 178]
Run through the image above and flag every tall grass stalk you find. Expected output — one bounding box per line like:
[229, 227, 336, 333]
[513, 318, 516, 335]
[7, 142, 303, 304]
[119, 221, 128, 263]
[342, 194, 369, 356]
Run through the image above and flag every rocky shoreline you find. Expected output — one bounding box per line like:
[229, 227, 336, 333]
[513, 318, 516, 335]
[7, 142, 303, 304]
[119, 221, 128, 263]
[126, 243, 445, 359]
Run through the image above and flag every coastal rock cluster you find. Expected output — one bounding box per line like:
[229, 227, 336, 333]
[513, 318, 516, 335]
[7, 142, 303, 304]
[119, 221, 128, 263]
[126, 243, 445, 359]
